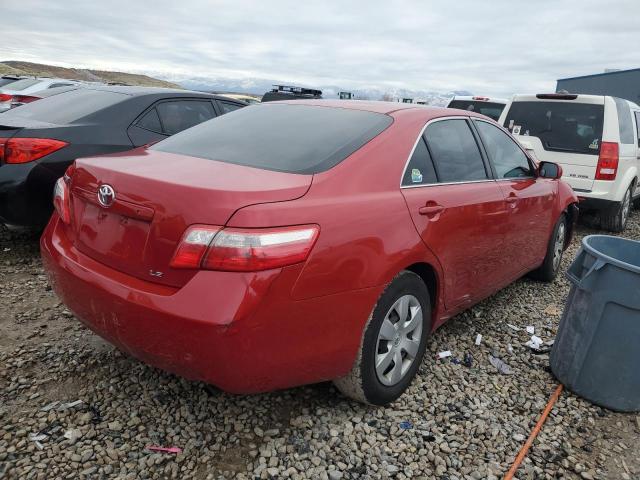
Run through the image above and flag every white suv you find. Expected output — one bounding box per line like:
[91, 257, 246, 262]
[447, 96, 508, 121]
[499, 93, 640, 232]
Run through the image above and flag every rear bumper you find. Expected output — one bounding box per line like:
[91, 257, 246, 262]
[41, 215, 378, 393]
[0, 162, 57, 227]
[577, 196, 618, 213]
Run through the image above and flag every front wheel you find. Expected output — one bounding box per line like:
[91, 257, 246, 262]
[333, 271, 431, 405]
[529, 214, 567, 282]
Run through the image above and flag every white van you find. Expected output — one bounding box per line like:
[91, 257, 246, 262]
[499, 94, 640, 232]
[447, 96, 508, 121]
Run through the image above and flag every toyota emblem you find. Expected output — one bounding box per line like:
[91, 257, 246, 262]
[97, 184, 116, 207]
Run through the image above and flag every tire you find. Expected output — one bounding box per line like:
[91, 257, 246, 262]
[529, 214, 567, 282]
[333, 271, 431, 405]
[600, 185, 632, 233]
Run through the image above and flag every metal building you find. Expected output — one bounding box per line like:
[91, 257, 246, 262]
[556, 68, 640, 104]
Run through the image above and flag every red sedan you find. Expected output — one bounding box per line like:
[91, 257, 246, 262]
[41, 101, 578, 405]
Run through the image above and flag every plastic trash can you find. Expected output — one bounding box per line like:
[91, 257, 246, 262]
[551, 235, 640, 412]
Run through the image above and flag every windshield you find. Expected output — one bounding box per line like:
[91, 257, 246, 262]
[448, 100, 505, 121]
[502, 101, 604, 155]
[152, 103, 393, 174]
[0, 89, 129, 124]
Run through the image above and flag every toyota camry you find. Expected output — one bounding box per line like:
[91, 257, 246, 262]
[41, 101, 578, 405]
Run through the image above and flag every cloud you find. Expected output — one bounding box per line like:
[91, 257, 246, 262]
[3, 0, 639, 96]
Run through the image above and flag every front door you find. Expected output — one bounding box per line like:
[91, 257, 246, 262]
[473, 119, 556, 270]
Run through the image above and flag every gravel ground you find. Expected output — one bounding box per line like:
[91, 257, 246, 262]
[1, 212, 639, 480]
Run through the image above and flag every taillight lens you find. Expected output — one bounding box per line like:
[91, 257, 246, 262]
[53, 164, 75, 224]
[0, 137, 68, 164]
[595, 142, 619, 181]
[12, 95, 41, 105]
[53, 178, 71, 223]
[170, 224, 320, 272]
[0, 94, 12, 102]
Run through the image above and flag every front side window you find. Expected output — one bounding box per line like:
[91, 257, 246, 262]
[424, 119, 488, 183]
[156, 100, 215, 135]
[502, 101, 604, 155]
[475, 120, 533, 178]
[402, 138, 438, 186]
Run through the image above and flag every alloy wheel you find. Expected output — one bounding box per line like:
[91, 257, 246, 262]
[375, 294, 423, 386]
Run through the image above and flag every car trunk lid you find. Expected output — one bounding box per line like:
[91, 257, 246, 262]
[68, 148, 312, 287]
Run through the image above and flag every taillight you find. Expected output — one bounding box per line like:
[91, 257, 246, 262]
[595, 142, 619, 181]
[53, 178, 71, 223]
[53, 164, 75, 224]
[0, 94, 11, 102]
[170, 224, 320, 272]
[0, 137, 68, 164]
[12, 95, 41, 105]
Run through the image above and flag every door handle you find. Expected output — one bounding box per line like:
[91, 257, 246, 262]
[418, 204, 444, 216]
[506, 194, 518, 204]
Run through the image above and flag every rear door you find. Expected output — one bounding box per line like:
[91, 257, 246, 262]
[473, 119, 555, 269]
[401, 117, 511, 308]
[502, 97, 604, 193]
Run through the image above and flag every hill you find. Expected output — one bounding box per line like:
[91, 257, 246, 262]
[0, 61, 181, 88]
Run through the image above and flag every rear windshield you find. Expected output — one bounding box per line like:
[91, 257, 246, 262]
[0, 78, 21, 87]
[1, 78, 41, 91]
[448, 100, 505, 121]
[0, 89, 129, 124]
[502, 101, 604, 155]
[152, 104, 393, 174]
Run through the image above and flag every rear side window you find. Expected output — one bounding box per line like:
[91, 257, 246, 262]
[137, 108, 163, 133]
[448, 100, 505, 121]
[474, 120, 533, 178]
[0, 89, 129, 124]
[218, 101, 243, 114]
[614, 98, 635, 145]
[152, 104, 393, 174]
[156, 100, 215, 135]
[502, 101, 604, 155]
[424, 119, 488, 183]
[402, 138, 437, 186]
[2, 78, 40, 91]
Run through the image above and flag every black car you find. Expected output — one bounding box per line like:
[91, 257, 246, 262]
[0, 86, 246, 228]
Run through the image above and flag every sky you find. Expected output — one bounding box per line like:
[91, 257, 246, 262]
[3, 0, 639, 97]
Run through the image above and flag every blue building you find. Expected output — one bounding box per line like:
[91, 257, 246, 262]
[556, 68, 640, 104]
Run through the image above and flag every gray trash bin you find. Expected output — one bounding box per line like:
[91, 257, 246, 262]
[551, 234, 640, 412]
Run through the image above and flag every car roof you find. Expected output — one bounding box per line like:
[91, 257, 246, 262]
[274, 99, 439, 114]
[60, 84, 239, 101]
[510, 93, 640, 109]
[450, 95, 509, 104]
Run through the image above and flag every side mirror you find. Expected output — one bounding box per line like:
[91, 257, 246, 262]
[538, 161, 563, 179]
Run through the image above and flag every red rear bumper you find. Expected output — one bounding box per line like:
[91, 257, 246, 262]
[41, 215, 379, 393]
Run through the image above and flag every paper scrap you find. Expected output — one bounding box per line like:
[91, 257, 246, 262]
[475, 334, 482, 346]
[437, 351, 452, 359]
[526, 326, 535, 335]
[147, 446, 183, 454]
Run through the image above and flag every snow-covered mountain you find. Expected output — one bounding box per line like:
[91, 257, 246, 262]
[152, 72, 470, 106]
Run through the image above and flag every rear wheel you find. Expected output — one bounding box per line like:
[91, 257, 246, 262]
[529, 214, 567, 282]
[333, 271, 431, 405]
[600, 185, 632, 232]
